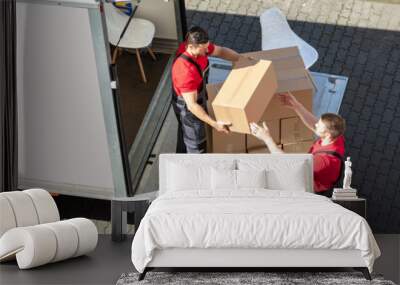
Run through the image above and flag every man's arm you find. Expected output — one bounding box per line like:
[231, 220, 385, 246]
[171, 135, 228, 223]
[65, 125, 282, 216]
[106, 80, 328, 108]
[182, 91, 230, 133]
[250, 122, 284, 154]
[210, 45, 241, 62]
[279, 92, 318, 133]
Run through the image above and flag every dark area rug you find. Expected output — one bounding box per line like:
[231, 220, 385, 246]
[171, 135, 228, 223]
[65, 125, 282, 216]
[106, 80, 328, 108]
[116, 271, 396, 285]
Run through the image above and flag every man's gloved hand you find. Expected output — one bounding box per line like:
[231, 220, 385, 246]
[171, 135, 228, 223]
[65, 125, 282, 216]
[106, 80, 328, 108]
[250, 121, 271, 141]
[240, 54, 257, 61]
[278, 91, 300, 110]
[214, 121, 231, 134]
[233, 55, 258, 68]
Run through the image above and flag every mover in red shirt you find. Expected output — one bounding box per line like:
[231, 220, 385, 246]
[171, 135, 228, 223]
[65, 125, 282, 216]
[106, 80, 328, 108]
[171, 26, 245, 153]
[250, 92, 346, 197]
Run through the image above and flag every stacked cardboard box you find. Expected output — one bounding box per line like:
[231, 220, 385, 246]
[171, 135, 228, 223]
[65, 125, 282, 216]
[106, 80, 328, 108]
[246, 118, 280, 153]
[280, 116, 314, 153]
[206, 46, 315, 154]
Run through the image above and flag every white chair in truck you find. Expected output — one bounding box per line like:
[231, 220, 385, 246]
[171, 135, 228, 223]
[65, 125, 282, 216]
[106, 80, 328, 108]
[0, 189, 98, 269]
[260, 7, 319, 69]
[104, 2, 156, 83]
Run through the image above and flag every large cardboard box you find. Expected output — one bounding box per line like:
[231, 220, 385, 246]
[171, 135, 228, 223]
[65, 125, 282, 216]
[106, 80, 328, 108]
[206, 82, 223, 120]
[207, 47, 314, 152]
[246, 119, 280, 151]
[206, 82, 246, 153]
[280, 117, 314, 144]
[282, 140, 314, 153]
[241, 47, 315, 121]
[212, 60, 278, 134]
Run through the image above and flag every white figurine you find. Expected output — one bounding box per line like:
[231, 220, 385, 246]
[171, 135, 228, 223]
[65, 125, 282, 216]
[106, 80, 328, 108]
[343, 157, 353, 189]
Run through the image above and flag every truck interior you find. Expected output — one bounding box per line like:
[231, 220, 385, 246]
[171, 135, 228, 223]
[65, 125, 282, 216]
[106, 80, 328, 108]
[15, 0, 186, 220]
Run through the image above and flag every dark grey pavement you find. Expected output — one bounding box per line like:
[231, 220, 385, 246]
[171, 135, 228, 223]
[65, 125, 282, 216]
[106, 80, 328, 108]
[184, 0, 400, 233]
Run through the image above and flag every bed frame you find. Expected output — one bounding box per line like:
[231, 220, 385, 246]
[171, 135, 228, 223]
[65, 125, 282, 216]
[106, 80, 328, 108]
[140, 249, 371, 280]
[138, 154, 372, 281]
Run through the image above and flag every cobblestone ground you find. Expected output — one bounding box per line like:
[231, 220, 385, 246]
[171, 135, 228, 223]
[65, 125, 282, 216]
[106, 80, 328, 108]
[184, 0, 400, 233]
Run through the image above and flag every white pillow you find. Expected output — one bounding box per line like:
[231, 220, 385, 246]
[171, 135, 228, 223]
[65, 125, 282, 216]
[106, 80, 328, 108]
[238, 159, 307, 191]
[211, 168, 236, 190]
[266, 166, 306, 191]
[236, 169, 267, 189]
[167, 160, 235, 192]
[211, 169, 267, 190]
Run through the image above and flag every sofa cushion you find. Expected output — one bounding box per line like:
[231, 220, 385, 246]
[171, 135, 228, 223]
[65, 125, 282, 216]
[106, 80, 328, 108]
[0, 218, 97, 269]
[0, 196, 17, 237]
[1, 191, 39, 228]
[24, 189, 60, 224]
[0, 189, 60, 238]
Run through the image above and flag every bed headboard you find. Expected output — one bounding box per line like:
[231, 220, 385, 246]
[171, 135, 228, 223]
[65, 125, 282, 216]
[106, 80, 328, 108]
[159, 154, 313, 194]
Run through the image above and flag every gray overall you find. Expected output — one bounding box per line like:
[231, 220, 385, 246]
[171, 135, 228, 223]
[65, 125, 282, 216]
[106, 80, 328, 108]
[172, 53, 209, 153]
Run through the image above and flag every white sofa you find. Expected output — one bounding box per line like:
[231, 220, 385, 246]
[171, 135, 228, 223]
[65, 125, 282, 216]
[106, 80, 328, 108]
[0, 189, 98, 269]
[131, 154, 380, 281]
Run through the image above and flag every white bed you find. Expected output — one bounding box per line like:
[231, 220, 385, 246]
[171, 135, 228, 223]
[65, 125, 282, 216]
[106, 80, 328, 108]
[131, 154, 380, 280]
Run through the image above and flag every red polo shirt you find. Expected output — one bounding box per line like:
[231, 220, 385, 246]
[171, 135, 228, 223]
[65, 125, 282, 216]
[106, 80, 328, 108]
[309, 135, 345, 192]
[171, 42, 215, 96]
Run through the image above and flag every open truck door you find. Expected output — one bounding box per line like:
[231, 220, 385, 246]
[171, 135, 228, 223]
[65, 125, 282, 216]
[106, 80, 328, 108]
[16, 0, 186, 239]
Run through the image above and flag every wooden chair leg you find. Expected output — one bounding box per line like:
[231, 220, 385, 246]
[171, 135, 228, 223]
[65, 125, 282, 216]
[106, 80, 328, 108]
[112, 47, 120, 64]
[147, 47, 157, 61]
[135, 48, 147, 83]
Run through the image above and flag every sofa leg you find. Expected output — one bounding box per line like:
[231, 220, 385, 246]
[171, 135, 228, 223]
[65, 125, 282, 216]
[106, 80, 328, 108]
[138, 268, 148, 281]
[354, 267, 371, 280]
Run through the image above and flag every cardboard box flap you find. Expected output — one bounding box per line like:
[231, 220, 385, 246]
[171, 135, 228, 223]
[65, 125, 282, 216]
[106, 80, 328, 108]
[271, 57, 306, 71]
[277, 68, 309, 81]
[241, 47, 314, 93]
[242, 47, 301, 61]
[276, 78, 314, 93]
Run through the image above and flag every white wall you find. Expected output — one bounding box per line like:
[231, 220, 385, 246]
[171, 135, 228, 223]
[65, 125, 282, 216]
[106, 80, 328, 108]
[135, 0, 178, 40]
[16, 2, 115, 199]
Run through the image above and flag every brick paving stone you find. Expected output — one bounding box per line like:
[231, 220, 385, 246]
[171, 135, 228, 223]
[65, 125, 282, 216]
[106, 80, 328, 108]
[184, 0, 400, 233]
[387, 132, 400, 146]
[386, 95, 399, 110]
[360, 107, 372, 121]
[392, 118, 400, 132]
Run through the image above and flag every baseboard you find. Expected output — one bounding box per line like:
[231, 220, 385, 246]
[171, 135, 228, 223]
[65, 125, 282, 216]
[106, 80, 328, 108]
[18, 178, 114, 200]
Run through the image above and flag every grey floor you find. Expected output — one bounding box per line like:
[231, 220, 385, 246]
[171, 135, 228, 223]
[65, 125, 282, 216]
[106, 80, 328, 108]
[0, 235, 134, 285]
[1, 235, 398, 285]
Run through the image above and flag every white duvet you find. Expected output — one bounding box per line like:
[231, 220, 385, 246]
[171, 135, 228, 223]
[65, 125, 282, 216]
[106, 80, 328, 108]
[131, 190, 380, 273]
